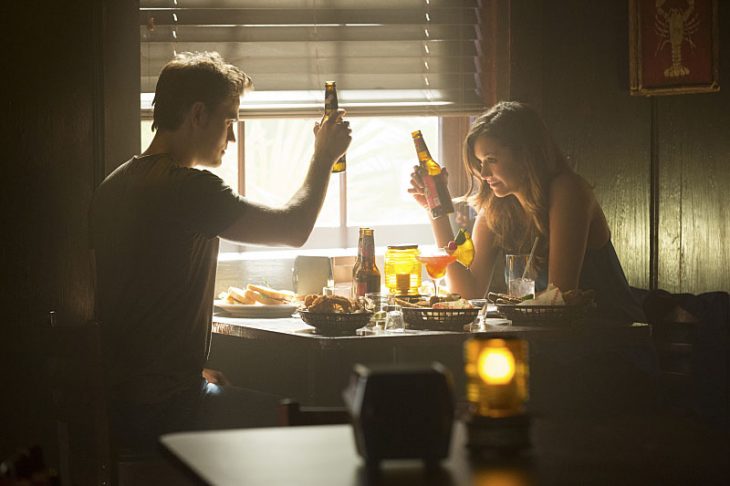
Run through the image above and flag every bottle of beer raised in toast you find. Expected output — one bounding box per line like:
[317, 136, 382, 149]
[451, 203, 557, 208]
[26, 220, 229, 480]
[325, 81, 346, 173]
[411, 130, 454, 219]
[352, 227, 381, 297]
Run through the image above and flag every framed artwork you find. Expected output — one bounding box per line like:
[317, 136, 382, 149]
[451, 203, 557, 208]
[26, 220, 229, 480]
[629, 0, 719, 96]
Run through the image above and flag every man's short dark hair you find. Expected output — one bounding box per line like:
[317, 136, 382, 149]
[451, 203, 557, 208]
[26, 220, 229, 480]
[152, 51, 252, 131]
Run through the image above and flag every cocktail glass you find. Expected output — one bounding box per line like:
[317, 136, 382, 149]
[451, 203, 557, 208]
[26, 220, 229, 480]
[417, 252, 457, 297]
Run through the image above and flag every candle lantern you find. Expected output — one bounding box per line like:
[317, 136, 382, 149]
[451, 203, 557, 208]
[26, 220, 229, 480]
[464, 335, 531, 452]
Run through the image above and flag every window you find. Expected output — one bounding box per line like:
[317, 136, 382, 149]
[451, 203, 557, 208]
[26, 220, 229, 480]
[141, 115, 440, 250]
[140, 0, 492, 252]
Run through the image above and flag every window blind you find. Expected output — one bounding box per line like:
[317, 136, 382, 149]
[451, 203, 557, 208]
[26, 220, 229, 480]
[140, 0, 486, 117]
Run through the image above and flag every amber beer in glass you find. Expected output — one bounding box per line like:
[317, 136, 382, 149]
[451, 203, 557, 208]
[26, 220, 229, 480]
[411, 130, 453, 219]
[325, 81, 346, 173]
[352, 228, 381, 297]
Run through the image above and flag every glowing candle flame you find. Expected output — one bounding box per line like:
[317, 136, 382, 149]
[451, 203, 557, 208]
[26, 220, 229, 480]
[477, 347, 515, 385]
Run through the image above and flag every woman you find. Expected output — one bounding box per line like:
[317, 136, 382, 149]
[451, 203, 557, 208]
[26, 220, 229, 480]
[410, 101, 643, 322]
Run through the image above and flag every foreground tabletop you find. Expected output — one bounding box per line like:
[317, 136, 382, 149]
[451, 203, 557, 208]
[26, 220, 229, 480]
[161, 415, 728, 486]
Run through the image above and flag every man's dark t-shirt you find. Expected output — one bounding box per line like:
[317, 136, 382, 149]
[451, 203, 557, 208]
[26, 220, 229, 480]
[90, 154, 248, 405]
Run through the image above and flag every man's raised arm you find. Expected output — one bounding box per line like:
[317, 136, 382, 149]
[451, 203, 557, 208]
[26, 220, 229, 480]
[221, 110, 351, 247]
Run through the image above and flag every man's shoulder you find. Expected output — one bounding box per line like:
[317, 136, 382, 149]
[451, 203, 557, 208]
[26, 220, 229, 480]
[99, 154, 223, 187]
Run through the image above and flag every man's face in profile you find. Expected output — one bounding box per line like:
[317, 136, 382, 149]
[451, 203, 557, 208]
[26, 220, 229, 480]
[195, 96, 240, 168]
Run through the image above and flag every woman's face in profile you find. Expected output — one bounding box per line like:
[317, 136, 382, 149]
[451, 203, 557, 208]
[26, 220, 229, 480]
[472, 136, 524, 198]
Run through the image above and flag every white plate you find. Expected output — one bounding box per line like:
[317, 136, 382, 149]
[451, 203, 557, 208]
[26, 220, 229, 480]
[214, 300, 298, 318]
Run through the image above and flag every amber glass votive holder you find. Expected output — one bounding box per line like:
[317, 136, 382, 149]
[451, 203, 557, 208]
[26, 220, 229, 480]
[463, 335, 531, 453]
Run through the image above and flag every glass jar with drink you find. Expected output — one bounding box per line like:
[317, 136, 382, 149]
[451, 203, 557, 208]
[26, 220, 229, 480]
[384, 244, 421, 296]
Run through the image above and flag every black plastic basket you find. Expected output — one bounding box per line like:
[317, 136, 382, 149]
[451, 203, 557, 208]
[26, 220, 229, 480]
[495, 303, 590, 326]
[299, 310, 373, 336]
[401, 307, 480, 332]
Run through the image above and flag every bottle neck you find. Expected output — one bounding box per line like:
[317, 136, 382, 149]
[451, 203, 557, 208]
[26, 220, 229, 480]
[357, 233, 375, 262]
[413, 136, 432, 164]
[325, 86, 338, 114]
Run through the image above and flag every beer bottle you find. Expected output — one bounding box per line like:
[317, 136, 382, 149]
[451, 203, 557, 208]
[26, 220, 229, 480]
[325, 81, 346, 173]
[352, 227, 381, 298]
[411, 130, 454, 219]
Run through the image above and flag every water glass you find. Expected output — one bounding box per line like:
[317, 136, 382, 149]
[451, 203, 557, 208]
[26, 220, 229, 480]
[505, 254, 536, 298]
[384, 304, 405, 333]
[364, 292, 388, 330]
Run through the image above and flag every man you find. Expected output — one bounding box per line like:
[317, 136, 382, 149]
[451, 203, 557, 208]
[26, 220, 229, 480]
[89, 52, 351, 448]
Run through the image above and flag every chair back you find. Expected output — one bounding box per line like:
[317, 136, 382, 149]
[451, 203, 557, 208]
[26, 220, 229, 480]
[45, 312, 114, 486]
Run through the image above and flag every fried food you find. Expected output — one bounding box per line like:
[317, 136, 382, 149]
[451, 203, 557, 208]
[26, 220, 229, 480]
[303, 294, 320, 307]
[488, 292, 524, 304]
[394, 294, 472, 309]
[302, 294, 363, 314]
[432, 298, 474, 309]
[394, 298, 422, 308]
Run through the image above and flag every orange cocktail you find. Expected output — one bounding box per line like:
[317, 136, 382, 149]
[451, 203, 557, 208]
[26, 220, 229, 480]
[417, 252, 457, 296]
[418, 254, 457, 279]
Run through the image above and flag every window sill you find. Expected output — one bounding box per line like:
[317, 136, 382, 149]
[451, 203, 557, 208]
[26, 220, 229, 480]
[218, 244, 440, 262]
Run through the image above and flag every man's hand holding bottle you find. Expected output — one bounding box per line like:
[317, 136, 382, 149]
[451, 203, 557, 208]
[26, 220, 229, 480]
[313, 108, 351, 171]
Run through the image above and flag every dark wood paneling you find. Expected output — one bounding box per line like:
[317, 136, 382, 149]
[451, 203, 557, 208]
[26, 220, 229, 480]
[1, 0, 140, 460]
[657, 101, 730, 292]
[102, 0, 142, 176]
[656, 3, 730, 294]
[508, 0, 544, 109]
[511, 0, 730, 294]
[512, 0, 652, 289]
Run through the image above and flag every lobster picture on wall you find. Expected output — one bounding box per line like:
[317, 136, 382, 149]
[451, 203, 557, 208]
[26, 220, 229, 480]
[629, 0, 719, 96]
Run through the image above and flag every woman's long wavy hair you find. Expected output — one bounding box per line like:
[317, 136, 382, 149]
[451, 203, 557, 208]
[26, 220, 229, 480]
[459, 101, 572, 263]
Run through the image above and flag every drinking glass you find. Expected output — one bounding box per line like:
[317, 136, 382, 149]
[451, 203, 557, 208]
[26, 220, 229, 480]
[505, 254, 535, 298]
[417, 251, 457, 297]
[363, 292, 388, 331]
[384, 304, 405, 333]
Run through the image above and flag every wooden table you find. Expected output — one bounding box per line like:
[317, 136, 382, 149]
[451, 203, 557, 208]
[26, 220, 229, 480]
[161, 415, 729, 486]
[208, 316, 657, 417]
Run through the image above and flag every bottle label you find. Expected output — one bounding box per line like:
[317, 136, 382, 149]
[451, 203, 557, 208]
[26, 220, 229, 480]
[354, 281, 368, 297]
[354, 275, 380, 297]
[421, 172, 442, 210]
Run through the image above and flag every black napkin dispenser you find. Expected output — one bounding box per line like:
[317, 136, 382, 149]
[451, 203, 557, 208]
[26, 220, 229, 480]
[342, 362, 454, 466]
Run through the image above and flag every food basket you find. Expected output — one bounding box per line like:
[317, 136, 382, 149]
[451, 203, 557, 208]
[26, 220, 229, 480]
[401, 307, 480, 332]
[299, 310, 373, 336]
[495, 303, 591, 326]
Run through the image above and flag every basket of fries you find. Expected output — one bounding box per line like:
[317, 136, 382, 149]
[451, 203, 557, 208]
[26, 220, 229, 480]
[401, 307, 480, 332]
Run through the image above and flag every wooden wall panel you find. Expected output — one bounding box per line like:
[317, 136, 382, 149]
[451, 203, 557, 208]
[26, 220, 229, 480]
[657, 93, 730, 293]
[656, 2, 730, 294]
[1, 0, 140, 459]
[512, 0, 652, 289]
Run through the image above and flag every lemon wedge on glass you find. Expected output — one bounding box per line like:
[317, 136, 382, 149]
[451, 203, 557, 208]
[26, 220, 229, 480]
[446, 229, 475, 268]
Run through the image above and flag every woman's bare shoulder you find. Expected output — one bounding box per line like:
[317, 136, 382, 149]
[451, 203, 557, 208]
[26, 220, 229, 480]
[549, 171, 595, 206]
[471, 209, 497, 243]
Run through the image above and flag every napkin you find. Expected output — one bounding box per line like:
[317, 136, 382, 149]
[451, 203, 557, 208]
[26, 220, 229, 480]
[520, 284, 565, 306]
